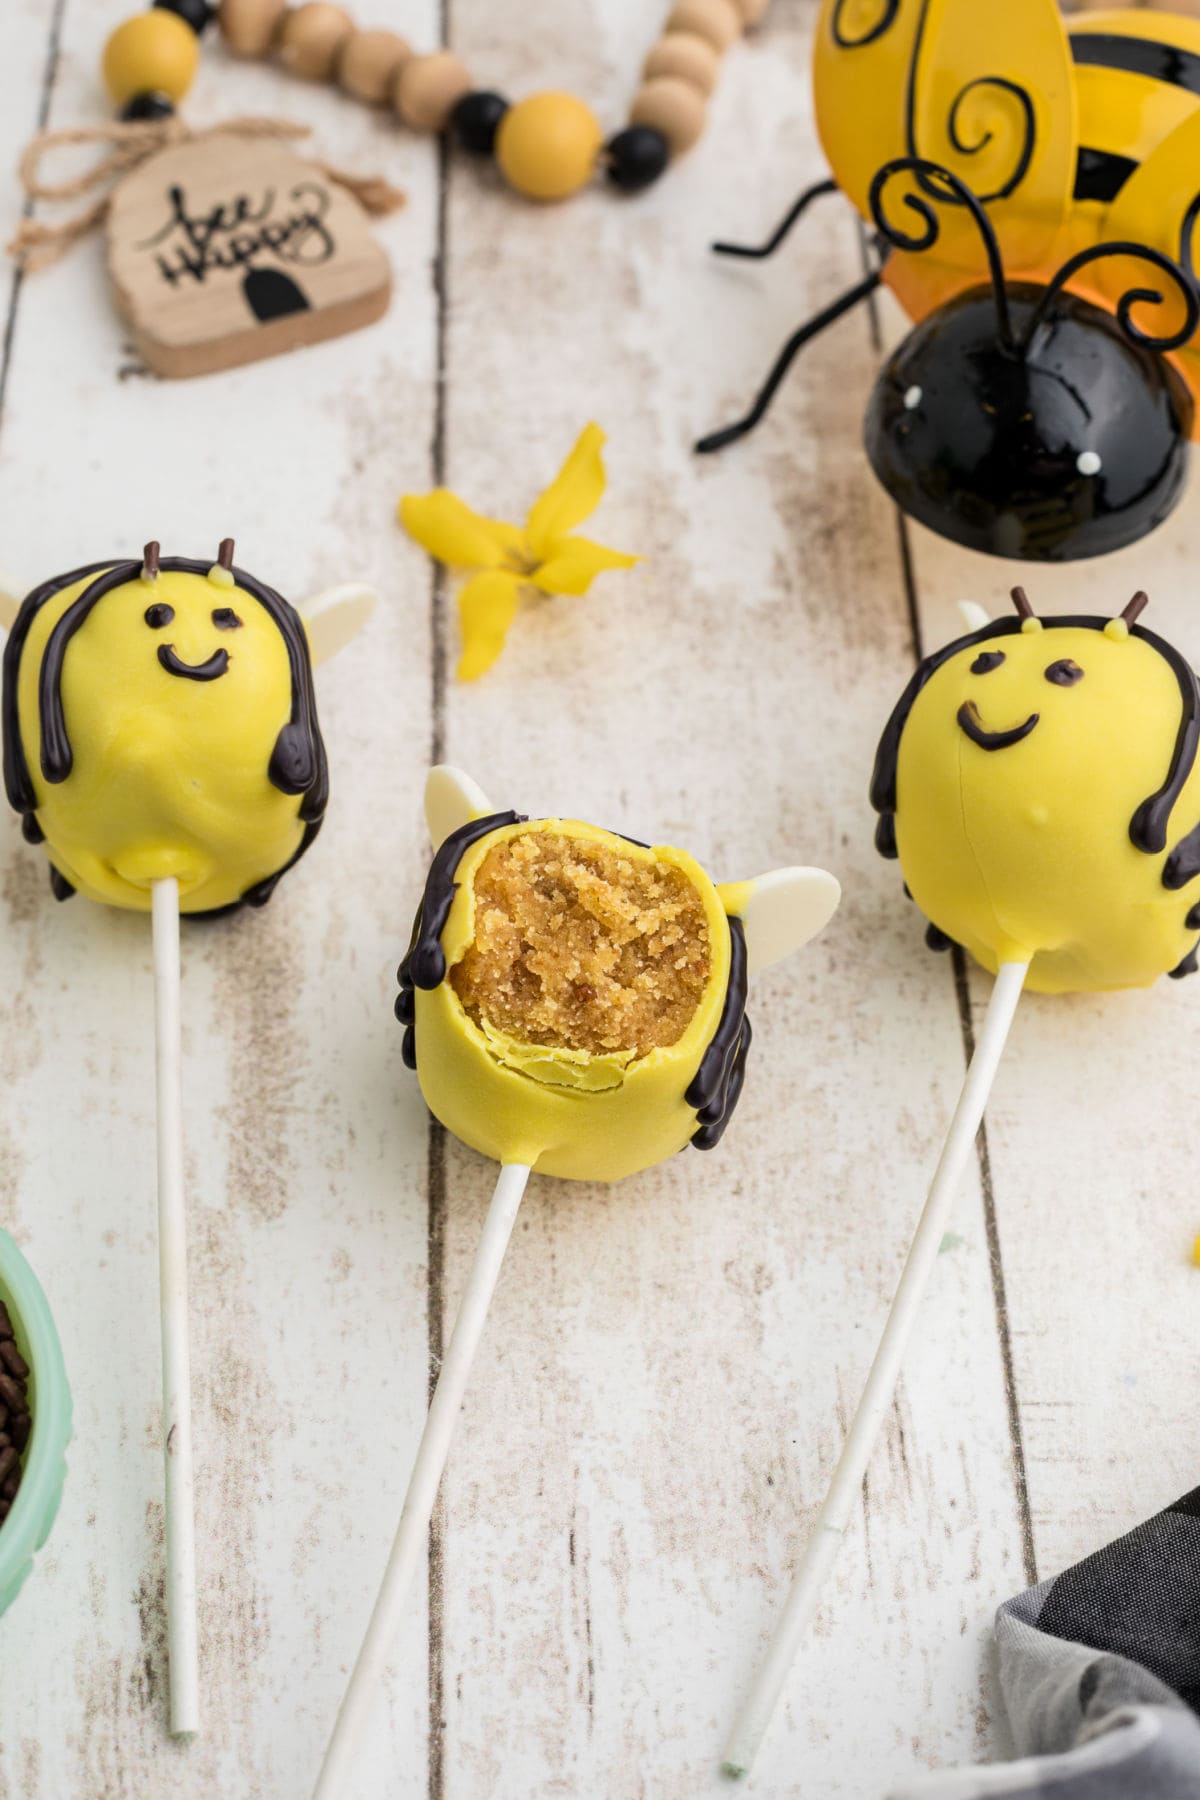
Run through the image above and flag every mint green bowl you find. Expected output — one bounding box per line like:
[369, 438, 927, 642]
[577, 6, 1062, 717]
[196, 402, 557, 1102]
[0, 1230, 71, 1617]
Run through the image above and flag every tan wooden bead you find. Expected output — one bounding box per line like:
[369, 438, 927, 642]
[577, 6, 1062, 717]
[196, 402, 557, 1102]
[630, 77, 707, 155]
[338, 27, 413, 102]
[665, 0, 742, 54]
[277, 3, 354, 79]
[218, 0, 288, 58]
[392, 51, 473, 133]
[643, 31, 720, 95]
[730, 0, 770, 23]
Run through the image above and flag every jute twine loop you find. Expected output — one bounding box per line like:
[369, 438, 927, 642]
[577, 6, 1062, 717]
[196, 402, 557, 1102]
[9, 117, 405, 271]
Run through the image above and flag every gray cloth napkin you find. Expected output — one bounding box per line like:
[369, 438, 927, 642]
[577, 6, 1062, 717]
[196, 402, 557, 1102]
[888, 1487, 1200, 1797]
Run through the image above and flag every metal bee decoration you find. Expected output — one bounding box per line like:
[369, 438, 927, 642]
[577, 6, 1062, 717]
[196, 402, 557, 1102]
[698, 1, 1200, 563]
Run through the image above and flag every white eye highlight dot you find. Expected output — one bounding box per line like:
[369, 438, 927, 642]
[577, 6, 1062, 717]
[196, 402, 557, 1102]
[1076, 450, 1102, 476]
[903, 385, 922, 410]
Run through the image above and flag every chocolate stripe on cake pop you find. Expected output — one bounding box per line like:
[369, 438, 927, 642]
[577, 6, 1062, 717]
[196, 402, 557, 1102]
[400, 812, 525, 994]
[687, 915, 750, 1149]
[396, 811, 525, 1068]
[2, 558, 113, 817]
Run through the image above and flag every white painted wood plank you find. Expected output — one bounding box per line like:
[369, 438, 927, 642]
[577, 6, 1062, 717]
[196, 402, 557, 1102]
[0, 2, 439, 1795]
[425, 2, 1031, 1795]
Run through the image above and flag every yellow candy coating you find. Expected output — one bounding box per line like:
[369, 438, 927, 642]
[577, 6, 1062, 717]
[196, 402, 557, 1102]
[876, 615, 1200, 993]
[494, 92, 603, 203]
[102, 11, 200, 106]
[411, 819, 734, 1181]
[8, 562, 325, 915]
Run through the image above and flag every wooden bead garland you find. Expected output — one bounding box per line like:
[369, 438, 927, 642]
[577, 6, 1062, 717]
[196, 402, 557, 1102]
[642, 32, 721, 97]
[276, 4, 355, 80]
[100, 0, 770, 203]
[393, 52, 473, 134]
[338, 28, 412, 104]
[224, 0, 770, 198]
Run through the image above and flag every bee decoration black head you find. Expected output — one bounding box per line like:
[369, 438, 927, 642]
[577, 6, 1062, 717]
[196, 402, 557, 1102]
[862, 157, 1199, 562]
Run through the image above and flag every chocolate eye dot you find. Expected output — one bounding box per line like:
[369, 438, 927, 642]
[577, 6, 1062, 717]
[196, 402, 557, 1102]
[144, 603, 174, 629]
[970, 650, 1006, 674]
[211, 607, 243, 630]
[1045, 659, 1084, 687]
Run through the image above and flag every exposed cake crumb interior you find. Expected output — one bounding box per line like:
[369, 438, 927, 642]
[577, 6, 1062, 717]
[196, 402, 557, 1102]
[450, 830, 712, 1056]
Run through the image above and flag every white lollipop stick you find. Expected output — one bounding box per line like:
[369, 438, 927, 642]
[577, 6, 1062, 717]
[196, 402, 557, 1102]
[314, 1160, 533, 1800]
[723, 959, 1028, 1777]
[152, 876, 200, 1737]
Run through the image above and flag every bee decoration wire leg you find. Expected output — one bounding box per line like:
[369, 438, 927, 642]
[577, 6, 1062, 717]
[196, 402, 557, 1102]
[711, 178, 839, 261]
[152, 875, 200, 1736]
[313, 1160, 533, 1800]
[721, 960, 1029, 1778]
[695, 266, 884, 454]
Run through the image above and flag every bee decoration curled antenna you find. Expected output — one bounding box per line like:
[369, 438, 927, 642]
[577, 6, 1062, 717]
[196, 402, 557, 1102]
[698, 0, 1200, 564]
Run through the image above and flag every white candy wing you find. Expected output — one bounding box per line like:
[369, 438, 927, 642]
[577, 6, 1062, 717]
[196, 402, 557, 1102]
[721, 866, 841, 975]
[299, 583, 377, 667]
[425, 766, 497, 851]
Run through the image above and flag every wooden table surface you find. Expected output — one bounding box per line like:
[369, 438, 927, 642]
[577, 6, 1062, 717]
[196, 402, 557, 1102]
[1, 2, 1196, 1795]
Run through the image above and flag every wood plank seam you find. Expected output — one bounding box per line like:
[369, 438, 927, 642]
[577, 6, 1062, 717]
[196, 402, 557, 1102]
[0, 0, 69, 426]
[865, 229, 1037, 1592]
[896, 501, 1039, 1591]
[426, 12, 453, 1792]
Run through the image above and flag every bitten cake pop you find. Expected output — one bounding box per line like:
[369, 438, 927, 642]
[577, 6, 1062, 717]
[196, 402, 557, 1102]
[722, 586, 1200, 1778]
[314, 766, 840, 1798]
[0, 542, 372, 1736]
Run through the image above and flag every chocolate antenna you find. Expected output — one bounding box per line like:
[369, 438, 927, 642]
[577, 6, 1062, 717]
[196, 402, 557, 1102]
[217, 537, 235, 572]
[141, 540, 160, 583]
[1010, 585, 1034, 620]
[1121, 590, 1150, 628]
[868, 156, 1015, 352]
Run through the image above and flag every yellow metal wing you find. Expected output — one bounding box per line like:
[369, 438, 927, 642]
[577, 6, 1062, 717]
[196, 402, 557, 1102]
[815, 0, 1078, 321]
[1082, 107, 1200, 435]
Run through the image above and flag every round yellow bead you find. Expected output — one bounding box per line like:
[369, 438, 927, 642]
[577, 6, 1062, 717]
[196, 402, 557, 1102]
[494, 92, 603, 203]
[102, 11, 200, 106]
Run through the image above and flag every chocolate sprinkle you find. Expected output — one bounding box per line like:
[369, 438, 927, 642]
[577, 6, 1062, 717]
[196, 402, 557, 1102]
[0, 1304, 32, 1531]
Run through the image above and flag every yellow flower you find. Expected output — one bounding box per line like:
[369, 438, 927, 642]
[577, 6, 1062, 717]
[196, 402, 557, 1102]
[398, 423, 640, 680]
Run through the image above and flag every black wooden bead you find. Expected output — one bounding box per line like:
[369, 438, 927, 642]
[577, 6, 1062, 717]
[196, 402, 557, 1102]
[120, 90, 177, 122]
[604, 125, 670, 193]
[451, 91, 511, 156]
[153, 0, 215, 32]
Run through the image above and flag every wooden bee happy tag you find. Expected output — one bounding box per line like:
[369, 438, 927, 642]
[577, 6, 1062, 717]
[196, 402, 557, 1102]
[106, 131, 393, 378]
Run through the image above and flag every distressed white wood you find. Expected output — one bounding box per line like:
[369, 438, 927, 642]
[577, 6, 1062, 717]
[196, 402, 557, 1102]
[0, 0, 1189, 1797]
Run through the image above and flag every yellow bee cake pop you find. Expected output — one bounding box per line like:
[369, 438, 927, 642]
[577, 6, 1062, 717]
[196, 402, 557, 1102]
[313, 768, 839, 1798]
[0, 538, 371, 1736]
[1, 539, 333, 915]
[396, 766, 842, 1181]
[871, 587, 1200, 994]
[721, 589, 1200, 1778]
